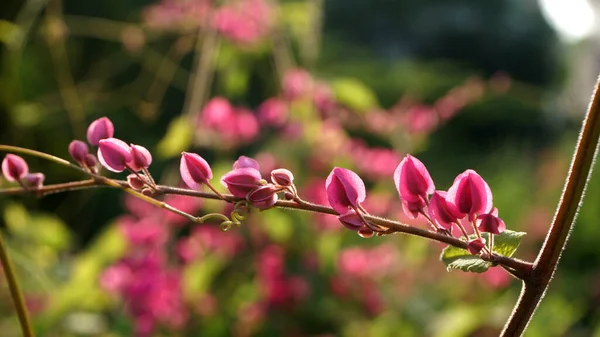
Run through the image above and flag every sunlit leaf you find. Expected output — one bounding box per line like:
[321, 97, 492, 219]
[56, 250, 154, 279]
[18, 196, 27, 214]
[440, 230, 526, 273]
[156, 116, 193, 158]
[331, 78, 379, 113]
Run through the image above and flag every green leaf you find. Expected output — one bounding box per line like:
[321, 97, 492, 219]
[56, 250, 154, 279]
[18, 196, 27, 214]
[331, 78, 379, 113]
[492, 229, 527, 257]
[156, 116, 193, 158]
[440, 230, 526, 273]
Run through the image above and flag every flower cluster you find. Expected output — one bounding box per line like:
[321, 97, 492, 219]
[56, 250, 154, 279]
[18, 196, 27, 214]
[70, 117, 157, 192]
[143, 0, 274, 45]
[327, 154, 506, 255]
[180, 152, 297, 210]
[1, 154, 45, 189]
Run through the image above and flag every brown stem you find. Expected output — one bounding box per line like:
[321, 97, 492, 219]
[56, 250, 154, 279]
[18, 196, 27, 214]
[501, 75, 600, 336]
[0, 231, 35, 337]
[0, 180, 534, 275]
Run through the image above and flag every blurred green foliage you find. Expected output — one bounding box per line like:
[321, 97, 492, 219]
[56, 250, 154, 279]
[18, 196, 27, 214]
[1, 0, 598, 336]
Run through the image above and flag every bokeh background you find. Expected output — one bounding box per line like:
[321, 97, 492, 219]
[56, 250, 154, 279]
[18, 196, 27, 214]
[1, 0, 600, 336]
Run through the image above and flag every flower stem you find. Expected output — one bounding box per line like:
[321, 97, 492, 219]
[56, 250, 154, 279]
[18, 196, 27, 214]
[501, 74, 600, 336]
[0, 231, 35, 337]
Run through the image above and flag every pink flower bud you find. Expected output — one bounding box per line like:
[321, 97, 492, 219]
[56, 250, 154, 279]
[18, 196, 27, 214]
[247, 185, 279, 209]
[180, 152, 213, 190]
[87, 117, 114, 146]
[68, 140, 89, 164]
[84, 154, 98, 170]
[325, 167, 366, 214]
[22, 173, 45, 189]
[97, 138, 132, 173]
[233, 156, 260, 170]
[1, 154, 29, 182]
[221, 168, 262, 198]
[477, 208, 506, 235]
[467, 238, 486, 255]
[129, 144, 152, 171]
[270, 168, 293, 187]
[428, 191, 462, 230]
[394, 154, 435, 203]
[401, 199, 426, 219]
[127, 174, 147, 190]
[337, 210, 364, 231]
[447, 169, 493, 222]
[258, 98, 288, 127]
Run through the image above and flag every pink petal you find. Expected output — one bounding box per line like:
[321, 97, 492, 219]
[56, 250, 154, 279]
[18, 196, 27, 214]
[393, 154, 434, 202]
[22, 173, 44, 189]
[325, 167, 366, 214]
[233, 156, 260, 170]
[447, 169, 493, 221]
[129, 144, 153, 171]
[337, 210, 364, 231]
[180, 152, 213, 190]
[68, 140, 89, 164]
[467, 238, 486, 255]
[429, 191, 461, 230]
[221, 167, 262, 198]
[98, 138, 132, 173]
[247, 185, 278, 209]
[1, 154, 29, 182]
[270, 168, 294, 187]
[87, 117, 114, 146]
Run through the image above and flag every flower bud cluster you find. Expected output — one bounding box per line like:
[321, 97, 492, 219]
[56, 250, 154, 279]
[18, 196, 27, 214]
[179, 152, 296, 210]
[328, 154, 506, 255]
[1, 154, 45, 189]
[69, 117, 155, 190]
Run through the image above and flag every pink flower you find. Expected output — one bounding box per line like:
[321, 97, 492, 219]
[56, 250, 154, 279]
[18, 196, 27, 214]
[129, 144, 152, 172]
[247, 185, 279, 209]
[282, 69, 312, 100]
[428, 191, 462, 230]
[393, 155, 434, 218]
[270, 168, 294, 187]
[1, 154, 29, 182]
[404, 105, 438, 134]
[325, 167, 366, 214]
[233, 108, 259, 142]
[22, 173, 45, 189]
[221, 168, 262, 198]
[233, 156, 260, 170]
[477, 208, 506, 235]
[98, 138, 132, 173]
[258, 98, 288, 127]
[446, 169, 493, 222]
[127, 174, 147, 190]
[200, 97, 234, 131]
[467, 238, 486, 255]
[337, 210, 364, 231]
[180, 152, 213, 190]
[68, 140, 89, 164]
[87, 117, 114, 146]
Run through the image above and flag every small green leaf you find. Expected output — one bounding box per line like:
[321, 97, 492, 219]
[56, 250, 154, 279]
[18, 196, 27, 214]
[440, 230, 526, 273]
[331, 78, 379, 113]
[492, 229, 527, 257]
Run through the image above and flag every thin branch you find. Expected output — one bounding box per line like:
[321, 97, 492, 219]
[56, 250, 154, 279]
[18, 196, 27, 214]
[0, 177, 534, 275]
[0, 231, 35, 337]
[501, 75, 600, 336]
[182, 26, 219, 121]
